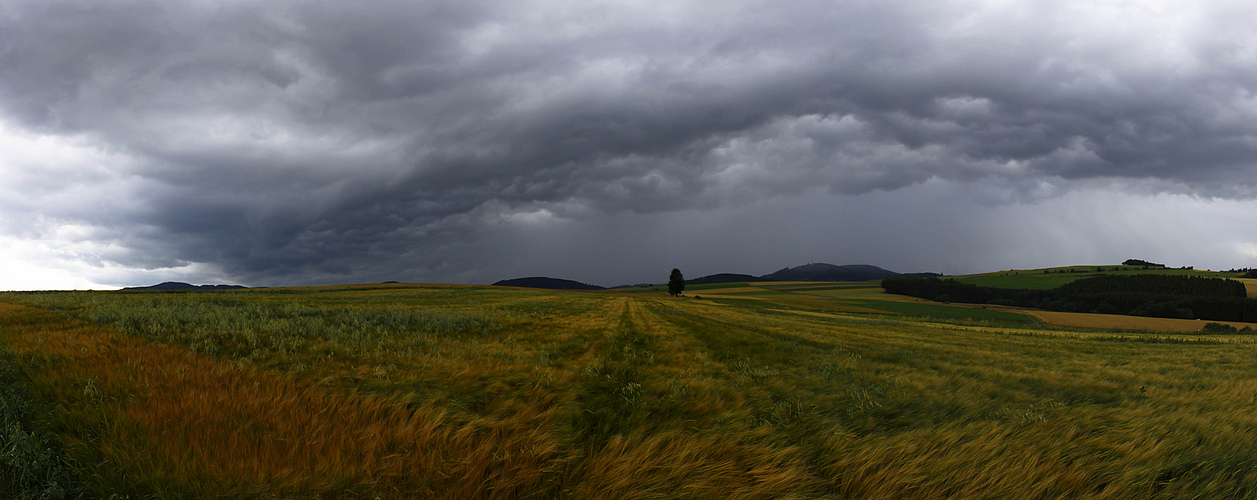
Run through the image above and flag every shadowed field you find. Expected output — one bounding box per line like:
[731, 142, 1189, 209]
[2, 283, 1257, 498]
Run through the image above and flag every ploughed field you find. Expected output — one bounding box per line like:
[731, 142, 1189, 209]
[3, 283, 1257, 498]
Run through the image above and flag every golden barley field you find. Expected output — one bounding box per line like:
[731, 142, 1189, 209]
[2, 283, 1257, 498]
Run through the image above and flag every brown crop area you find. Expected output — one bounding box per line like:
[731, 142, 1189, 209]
[1016, 308, 1253, 332]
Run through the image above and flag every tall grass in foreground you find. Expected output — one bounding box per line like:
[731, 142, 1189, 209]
[0, 303, 573, 497]
[0, 294, 825, 498]
[4, 286, 1257, 498]
[0, 346, 82, 499]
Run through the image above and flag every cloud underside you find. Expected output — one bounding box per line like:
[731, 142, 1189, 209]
[2, 0, 1257, 286]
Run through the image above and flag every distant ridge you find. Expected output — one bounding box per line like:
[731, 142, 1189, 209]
[492, 277, 605, 291]
[687, 273, 773, 285]
[492, 264, 940, 290]
[762, 263, 903, 282]
[122, 281, 247, 291]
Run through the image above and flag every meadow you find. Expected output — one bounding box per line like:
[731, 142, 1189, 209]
[1, 281, 1257, 498]
[952, 266, 1242, 290]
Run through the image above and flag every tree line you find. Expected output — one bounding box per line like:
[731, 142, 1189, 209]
[1225, 268, 1257, 278]
[1123, 259, 1165, 267]
[881, 274, 1257, 322]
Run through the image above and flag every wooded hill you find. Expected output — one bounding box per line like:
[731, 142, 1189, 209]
[882, 274, 1257, 322]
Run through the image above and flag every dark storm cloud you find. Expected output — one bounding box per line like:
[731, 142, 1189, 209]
[3, 0, 1257, 285]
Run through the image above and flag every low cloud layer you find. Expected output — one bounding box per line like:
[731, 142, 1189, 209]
[2, 0, 1257, 288]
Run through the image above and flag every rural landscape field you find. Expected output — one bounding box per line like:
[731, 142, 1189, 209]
[3, 267, 1257, 498]
[11, 1, 1257, 498]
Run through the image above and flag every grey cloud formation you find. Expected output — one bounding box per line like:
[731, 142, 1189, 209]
[2, 0, 1257, 287]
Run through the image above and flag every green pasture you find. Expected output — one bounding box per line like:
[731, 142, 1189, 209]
[952, 266, 1241, 289]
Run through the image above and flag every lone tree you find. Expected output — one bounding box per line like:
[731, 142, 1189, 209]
[668, 268, 685, 296]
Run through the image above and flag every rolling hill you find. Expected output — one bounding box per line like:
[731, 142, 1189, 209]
[762, 263, 904, 282]
[686, 273, 773, 285]
[492, 277, 606, 290]
[496, 263, 937, 290]
[122, 282, 247, 291]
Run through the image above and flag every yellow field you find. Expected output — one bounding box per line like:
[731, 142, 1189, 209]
[1240, 278, 1257, 297]
[2, 283, 1257, 498]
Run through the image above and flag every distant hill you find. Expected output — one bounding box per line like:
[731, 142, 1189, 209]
[492, 277, 605, 291]
[762, 263, 903, 282]
[496, 265, 934, 290]
[687, 273, 774, 285]
[122, 282, 247, 291]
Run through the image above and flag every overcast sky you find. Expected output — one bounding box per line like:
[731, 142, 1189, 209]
[3, 0, 1257, 290]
